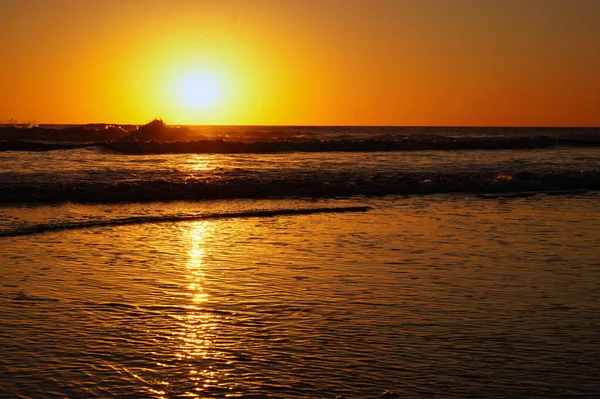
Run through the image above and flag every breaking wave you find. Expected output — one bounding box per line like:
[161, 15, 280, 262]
[97, 135, 600, 154]
[1, 170, 597, 205]
[2, 134, 600, 154]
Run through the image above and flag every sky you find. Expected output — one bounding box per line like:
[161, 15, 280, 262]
[1, 0, 599, 126]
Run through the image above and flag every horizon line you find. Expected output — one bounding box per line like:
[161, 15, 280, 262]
[1, 122, 599, 129]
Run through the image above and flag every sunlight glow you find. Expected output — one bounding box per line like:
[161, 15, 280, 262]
[2, 2, 599, 125]
[176, 73, 223, 110]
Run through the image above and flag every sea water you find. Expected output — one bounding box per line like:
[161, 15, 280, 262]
[1, 126, 599, 398]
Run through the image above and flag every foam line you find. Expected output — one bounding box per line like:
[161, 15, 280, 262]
[0, 206, 372, 238]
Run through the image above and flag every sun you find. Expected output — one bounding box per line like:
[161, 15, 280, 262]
[176, 73, 223, 110]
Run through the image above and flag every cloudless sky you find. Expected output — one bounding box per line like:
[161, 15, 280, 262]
[1, 0, 599, 126]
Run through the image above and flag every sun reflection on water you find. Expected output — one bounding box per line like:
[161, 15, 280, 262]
[185, 155, 211, 172]
[172, 221, 224, 394]
[186, 222, 211, 306]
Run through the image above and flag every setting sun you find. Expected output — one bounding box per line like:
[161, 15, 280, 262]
[176, 72, 223, 111]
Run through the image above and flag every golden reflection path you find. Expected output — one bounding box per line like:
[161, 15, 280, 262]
[171, 221, 224, 397]
[185, 155, 211, 172]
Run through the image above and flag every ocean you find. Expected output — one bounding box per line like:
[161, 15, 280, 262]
[1, 126, 599, 398]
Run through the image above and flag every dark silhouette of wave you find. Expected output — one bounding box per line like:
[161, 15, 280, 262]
[0, 206, 372, 237]
[1, 170, 597, 205]
[0, 119, 194, 143]
[0, 140, 91, 151]
[1, 122, 599, 153]
[97, 135, 600, 154]
[2, 135, 600, 153]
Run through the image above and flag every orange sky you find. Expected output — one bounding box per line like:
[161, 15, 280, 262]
[1, 0, 599, 126]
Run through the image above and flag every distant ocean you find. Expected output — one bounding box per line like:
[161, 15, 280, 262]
[1, 125, 599, 208]
[1, 126, 599, 398]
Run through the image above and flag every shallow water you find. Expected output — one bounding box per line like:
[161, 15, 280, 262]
[1, 194, 599, 398]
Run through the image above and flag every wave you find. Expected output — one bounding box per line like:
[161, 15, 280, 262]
[0, 140, 92, 152]
[99, 135, 600, 154]
[2, 133, 600, 154]
[0, 206, 372, 237]
[1, 170, 598, 205]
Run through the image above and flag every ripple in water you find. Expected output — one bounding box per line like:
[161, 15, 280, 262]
[1, 195, 599, 398]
